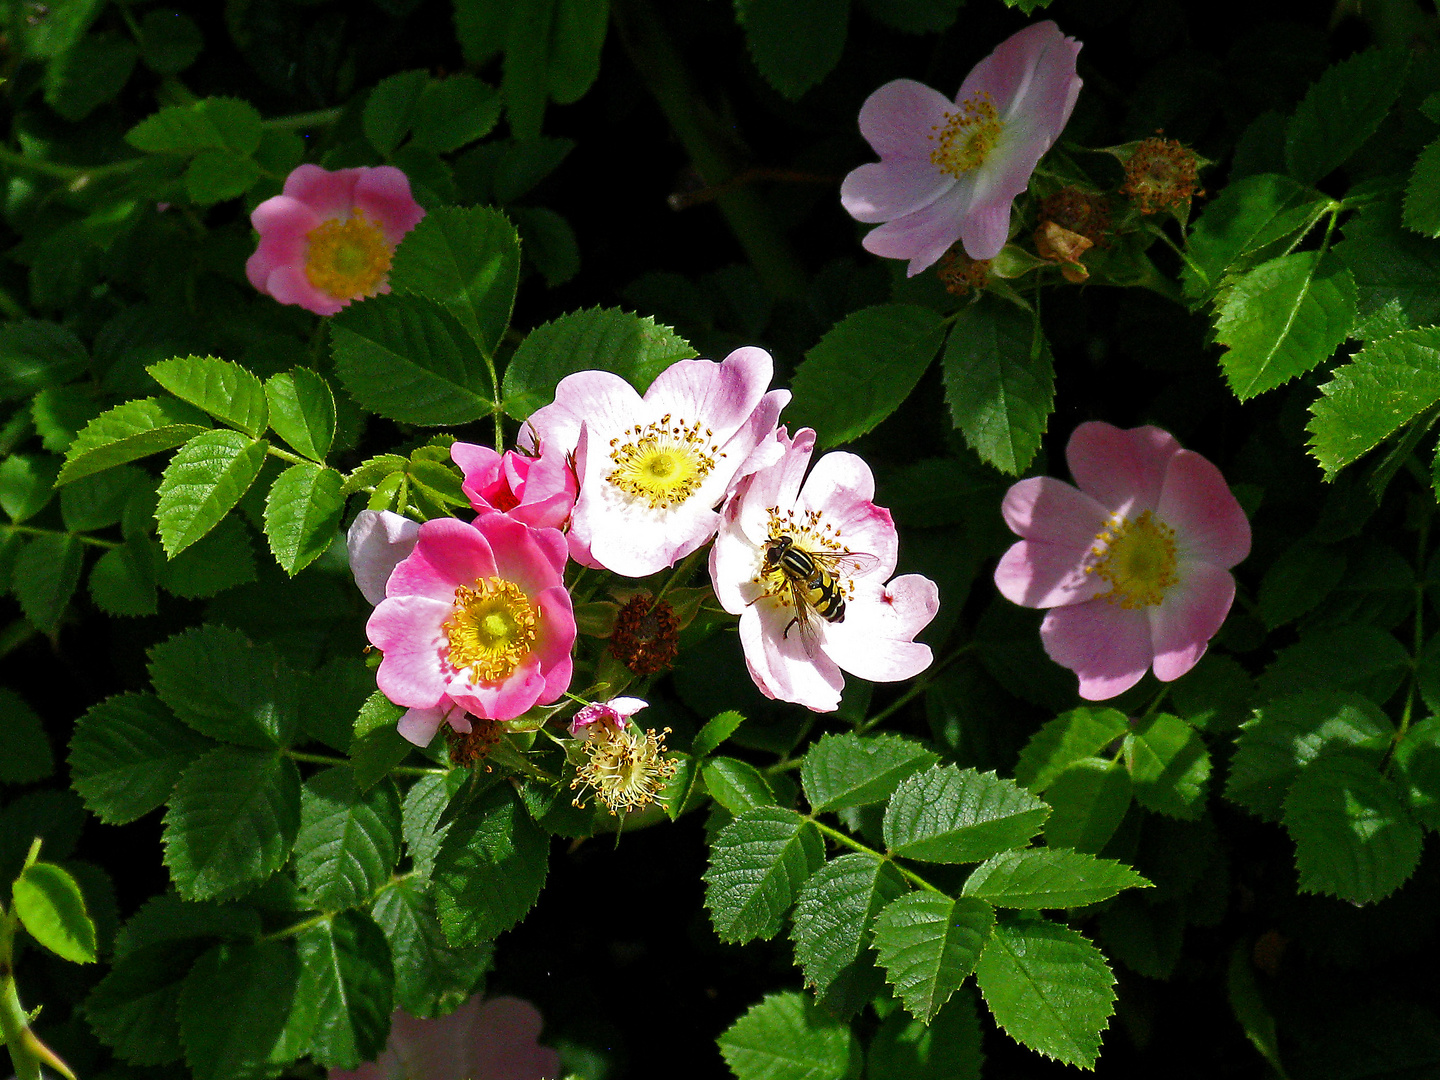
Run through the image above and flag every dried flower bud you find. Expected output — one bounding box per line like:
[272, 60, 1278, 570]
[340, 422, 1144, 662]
[610, 595, 681, 675]
[1037, 187, 1111, 245]
[1034, 220, 1095, 282]
[936, 245, 991, 297]
[445, 720, 503, 767]
[1120, 136, 1202, 215]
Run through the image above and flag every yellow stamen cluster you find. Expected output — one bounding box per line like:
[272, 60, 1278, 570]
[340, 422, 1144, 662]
[443, 578, 537, 683]
[303, 209, 393, 299]
[606, 414, 721, 509]
[1120, 136, 1202, 215]
[1085, 510, 1179, 608]
[929, 93, 1003, 177]
[571, 724, 678, 815]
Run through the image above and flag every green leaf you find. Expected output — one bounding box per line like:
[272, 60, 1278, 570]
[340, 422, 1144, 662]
[883, 765, 1049, 864]
[0, 686, 52, 783]
[411, 74, 503, 153]
[264, 369, 336, 463]
[973, 918, 1116, 1069]
[872, 892, 994, 1022]
[59, 396, 211, 485]
[148, 624, 303, 748]
[331, 293, 494, 427]
[856, 0, 962, 33]
[961, 849, 1150, 909]
[126, 96, 264, 156]
[1040, 758, 1132, 854]
[14, 532, 83, 635]
[363, 69, 429, 155]
[512, 205, 580, 286]
[389, 206, 521, 357]
[734, 0, 849, 101]
[1285, 49, 1408, 185]
[61, 463, 147, 534]
[1259, 625, 1409, 702]
[114, 893, 261, 957]
[1307, 328, 1440, 477]
[14, 860, 97, 963]
[85, 940, 204, 1065]
[155, 430, 268, 556]
[33, 384, 102, 455]
[1283, 750, 1422, 903]
[400, 770, 467, 883]
[1226, 690, 1394, 821]
[867, 994, 984, 1080]
[89, 535, 160, 616]
[1214, 252, 1357, 399]
[22, 0, 106, 58]
[942, 299, 1055, 475]
[1392, 716, 1440, 832]
[69, 693, 213, 824]
[432, 785, 549, 947]
[177, 940, 297, 1080]
[1335, 197, 1440, 329]
[1404, 137, 1440, 237]
[702, 756, 777, 815]
[801, 732, 938, 813]
[788, 305, 945, 448]
[717, 990, 862, 1080]
[1182, 172, 1332, 301]
[264, 462, 345, 575]
[691, 709, 746, 759]
[351, 693, 412, 791]
[148, 355, 268, 437]
[138, 8, 202, 74]
[184, 148, 262, 204]
[502, 306, 697, 419]
[791, 853, 906, 996]
[1256, 542, 1347, 627]
[502, 0, 555, 140]
[547, 0, 608, 104]
[1013, 707, 1129, 794]
[291, 911, 393, 1069]
[704, 806, 825, 943]
[372, 878, 491, 1018]
[294, 767, 401, 911]
[161, 746, 302, 901]
[0, 320, 88, 403]
[1123, 713, 1210, 820]
[161, 515, 258, 599]
[0, 453, 59, 522]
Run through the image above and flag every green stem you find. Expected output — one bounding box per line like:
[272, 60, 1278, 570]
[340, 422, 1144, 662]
[4, 524, 119, 550]
[259, 911, 332, 943]
[264, 107, 347, 130]
[808, 819, 943, 894]
[0, 145, 146, 182]
[266, 445, 311, 467]
[611, 0, 808, 299]
[653, 546, 705, 604]
[0, 843, 47, 1080]
[282, 750, 446, 778]
[853, 642, 975, 735]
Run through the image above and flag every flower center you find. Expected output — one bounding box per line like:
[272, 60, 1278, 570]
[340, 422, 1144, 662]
[304, 210, 393, 300]
[443, 577, 537, 682]
[929, 93, 1003, 177]
[1086, 510, 1179, 608]
[606, 414, 721, 509]
[571, 725, 678, 815]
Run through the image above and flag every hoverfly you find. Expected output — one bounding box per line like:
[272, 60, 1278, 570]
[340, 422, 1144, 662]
[759, 534, 879, 657]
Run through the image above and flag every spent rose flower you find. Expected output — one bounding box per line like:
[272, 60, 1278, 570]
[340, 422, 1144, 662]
[328, 995, 560, 1080]
[568, 695, 677, 815]
[366, 514, 575, 744]
[710, 428, 939, 712]
[568, 695, 648, 738]
[994, 421, 1251, 700]
[247, 164, 425, 316]
[450, 440, 578, 532]
[521, 346, 789, 577]
[841, 21, 1082, 274]
[347, 509, 422, 606]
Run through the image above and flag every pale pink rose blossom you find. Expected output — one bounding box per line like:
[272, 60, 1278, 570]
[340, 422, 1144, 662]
[568, 696, 648, 738]
[710, 428, 939, 712]
[246, 164, 425, 316]
[841, 21, 1082, 274]
[347, 509, 422, 606]
[450, 441, 578, 532]
[994, 421, 1251, 700]
[366, 514, 575, 743]
[328, 995, 560, 1080]
[521, 347, 790, 577]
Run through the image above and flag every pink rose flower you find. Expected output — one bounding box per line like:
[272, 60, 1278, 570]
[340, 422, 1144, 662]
[347, 509, 421, 606]
[710, 428, 939, 712]
[328, 995, 560, 1080]
[522, 347, 790, 578]
[568, 695, 648, 738]
[994, 421, 1251, 700]
[841, 21, 1082, 274]
[450, 441, 578, 532]
[366, 514, 575, 743]
[246, 164, 426, 316]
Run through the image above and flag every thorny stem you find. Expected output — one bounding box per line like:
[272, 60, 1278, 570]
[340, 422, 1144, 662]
[853, 642, 976, 734]
[808, 819, 944, 894]
[0, 842, 76, 1080]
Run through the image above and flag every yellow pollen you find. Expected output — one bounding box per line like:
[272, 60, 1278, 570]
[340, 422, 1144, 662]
[1084, 510, 1179, 609]
[443, 577, 537, 683]
[929, 93, 1003, 177]
[303, 209, 393, 300]
[571, 725, 678, 815]
[606, 414, 721, 509]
